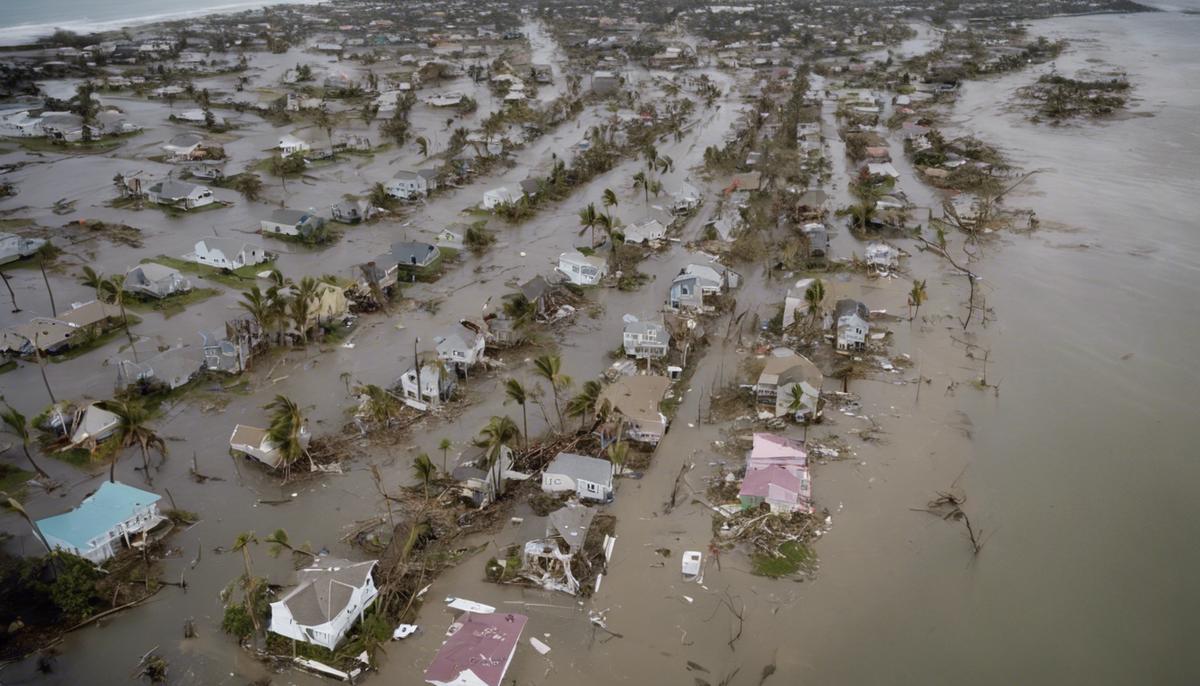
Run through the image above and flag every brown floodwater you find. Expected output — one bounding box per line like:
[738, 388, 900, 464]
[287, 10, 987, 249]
[1, 7, 1198, 685]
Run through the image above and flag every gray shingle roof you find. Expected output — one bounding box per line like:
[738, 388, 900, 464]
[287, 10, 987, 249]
[547, 452, 612, 487]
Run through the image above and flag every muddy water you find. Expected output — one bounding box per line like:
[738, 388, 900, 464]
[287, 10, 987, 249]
[2, 8, 1199, 686]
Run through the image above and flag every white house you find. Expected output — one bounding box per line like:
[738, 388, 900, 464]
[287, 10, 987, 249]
[755, 349, 823, 420]
[865, 241, 900, 271]
[36, 482, 165, 563]
[542, 452, 614, 502]
[622, 318, 670, 359]
[161, 132, 204, 161]
[482, 187, 517, 210]
[623, 218, 667, 245]
[386, 170, 430, 200]
[269, 558, 379, 650]
[598, 374, 672, 445]
[671, 183, 702, 213]
[0, 232, 47, 265]
[185, 238, 267, 270]
[145, 180, 215, 209]
[229, 422, 311, 470]
[557, 251, 607, 286]
[834, 299, 869, 351]
[0, 110, 45, 138]
[398, 364, 456, 411]
[435, 324, 486, 373]
[866, 162, 900, 179]
[782, 278, 816, 329]
[277, 134, 311, 156]
[451, 445, 514, 506]
[261, 208, 325, 238]
[124, 263, 192, 299]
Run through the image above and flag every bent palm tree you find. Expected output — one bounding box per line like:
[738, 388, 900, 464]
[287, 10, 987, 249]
[503, 378, 529, 452]
[79, 266, 107, 300]
[908, 279, 928, 321]
[532, 355, 571, 432]
[101, 399, 166, 485]
[264, 395, 307, 480]
[0, 403, 50, 479]
[578, 202, 599, 247]
[412, 453, 435, 502]
[805, 279, 826, 325]
[566, 379, 603, 431]
[476, 415, 519, 502]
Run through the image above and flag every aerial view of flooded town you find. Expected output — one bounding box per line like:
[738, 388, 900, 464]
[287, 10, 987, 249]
[0, 0, 1196, 683]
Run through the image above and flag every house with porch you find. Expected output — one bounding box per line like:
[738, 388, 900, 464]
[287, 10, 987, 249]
[269, 558, 379, 650]
[598, 374, 672, 445]
[622, 319, 670, 360]
[145, 179, 215, 209]
[542, 453, 614, 503]
[557, 251, 607, 286]
[834, 299, 869, 351]
[36, 482, 165, 563]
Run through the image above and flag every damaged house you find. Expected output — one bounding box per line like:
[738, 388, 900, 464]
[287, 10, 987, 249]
[451, 445, 514, 507]
[542, 452, 614, 503]
[834, 299, 870, 351]
[123, 263, 192, 299]
[520, 503, 600, 596]
[435, 323, 487, 376]
[598, 374, 672, 445]
[200, 314, 265, 374]
[667, 263, 740, 312]
[397, 362, 456, 411]
[36, 482, 165, 564]
[423, 612, 527, 686]
[755, 349, 823, 421]
[269, 557, 379, 651]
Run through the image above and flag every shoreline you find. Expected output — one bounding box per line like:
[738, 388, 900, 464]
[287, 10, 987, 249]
[0, 0, 323, 48]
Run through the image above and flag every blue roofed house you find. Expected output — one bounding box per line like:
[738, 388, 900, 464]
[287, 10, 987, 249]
[36, 482, 165, 563]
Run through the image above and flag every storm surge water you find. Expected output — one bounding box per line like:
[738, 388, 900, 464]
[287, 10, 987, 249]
[0, 0, 320, 46]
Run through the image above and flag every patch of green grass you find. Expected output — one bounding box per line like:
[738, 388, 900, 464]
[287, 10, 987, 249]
[50, 315, 142, 362]
[0, 463, 34, 496]
[751, 540, 813, 578]
[17, 137, 123, 155]
[0, 217, 35, 230]
[51, 447, 95, 469]
[145, 256, 267, 289]
[125, 287, 222, 319]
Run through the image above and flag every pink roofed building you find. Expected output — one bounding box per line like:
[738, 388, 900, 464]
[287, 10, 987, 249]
[424, 612, 528, 686]
[738, 465, 812, 514]
[748, 433, 807, 476]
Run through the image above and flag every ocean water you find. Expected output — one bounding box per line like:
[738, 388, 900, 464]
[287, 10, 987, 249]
[0, 0, 320, 45]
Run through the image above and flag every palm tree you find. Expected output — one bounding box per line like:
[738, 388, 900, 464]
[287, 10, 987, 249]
[566, 379, 603, 431]
[805, 279, 826, 325]
[0, 403, 50, 479]
[596, 214, 623, 268]
[264, 395, 307, 480]
[1, 270, 20, 313]
[3, 495, 52, 554]
[601, 187, 618, 222]
[101, 399, 166, 485]
[438, 437, 452, 473]
[289, 276, 318, 344]
[105, 274, 137, 362]
[643, 144, 659, 172]
[368, 182, 392, 211]
[786, 384, 809, 419]
[655, 154, 674, 175]
[312, 107, 337, 160]
[532, 355, 570, 432]
[632, 171, 649, 204]
[412, 453, 435, 502]
[502, 378, 528, 452]
[415, 135, 429, 158]
[230, 531, 261, 632]
[607, 440, 628, 475]
[354, 383, 399, 428]
[476, 415, 519, 501]
[264, 528, 315, 560]
[908, 279, 928, 321]
[79, 266, 106, 300]
[238, 286, 271, 334]
[578, 202, 599, 247]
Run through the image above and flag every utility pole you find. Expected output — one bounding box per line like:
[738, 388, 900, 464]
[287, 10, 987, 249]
[413, 336, 422, 408]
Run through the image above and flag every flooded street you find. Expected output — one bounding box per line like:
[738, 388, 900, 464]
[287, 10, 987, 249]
[1, 4, 1198, 685]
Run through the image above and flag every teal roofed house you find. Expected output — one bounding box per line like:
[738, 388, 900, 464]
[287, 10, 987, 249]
[36, 482, 165, 563]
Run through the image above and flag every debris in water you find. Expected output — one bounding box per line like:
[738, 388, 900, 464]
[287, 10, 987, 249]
[392, 624, 419, 640]
[530, 637, 551, 655]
